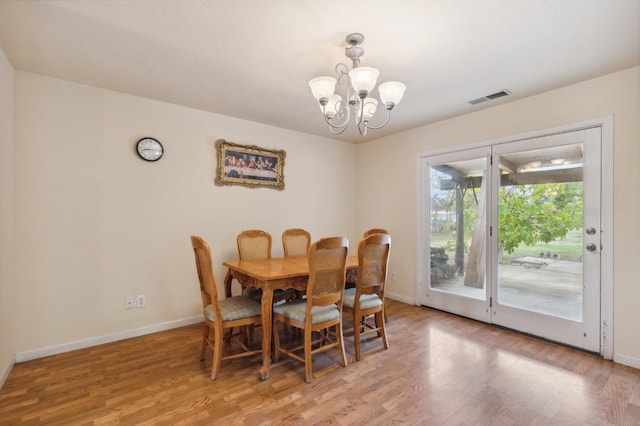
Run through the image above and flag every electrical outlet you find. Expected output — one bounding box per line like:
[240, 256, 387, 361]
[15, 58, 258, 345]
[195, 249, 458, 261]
[391, 272, 397, 281]
[125, 296, 135, 309]
[136, 294, 146, 308]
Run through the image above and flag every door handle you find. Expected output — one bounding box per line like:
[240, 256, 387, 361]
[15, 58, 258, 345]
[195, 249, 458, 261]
[586, 243, 598, 252]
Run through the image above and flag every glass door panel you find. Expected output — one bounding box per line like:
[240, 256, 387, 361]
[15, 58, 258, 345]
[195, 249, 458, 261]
[421, 147, 491, 322]
[496, 144, 584, 321]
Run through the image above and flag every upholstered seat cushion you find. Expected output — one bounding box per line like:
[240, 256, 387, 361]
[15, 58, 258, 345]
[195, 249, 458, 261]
[273, 300, 339, 324]
[204, 296, 261, 322]
[343, 287, 383, 310]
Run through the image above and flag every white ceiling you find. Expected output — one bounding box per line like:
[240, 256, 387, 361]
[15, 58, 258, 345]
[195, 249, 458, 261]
[0, 0, 638, 143]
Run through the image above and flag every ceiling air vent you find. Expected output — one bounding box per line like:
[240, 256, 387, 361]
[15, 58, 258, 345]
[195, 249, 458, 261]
[469, 89, 511, 105]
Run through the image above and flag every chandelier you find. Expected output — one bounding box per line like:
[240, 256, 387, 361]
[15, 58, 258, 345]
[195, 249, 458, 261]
[308, 33, 406, 136]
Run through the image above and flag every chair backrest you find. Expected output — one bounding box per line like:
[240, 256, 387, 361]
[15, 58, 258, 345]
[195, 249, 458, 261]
[357, 233, 391, 297]
[362, 228, 389, 238]
[282, 228, 311, 257]
[237, 229, 272, 260]
[191, 236, 220, 313]
[307, 237, 349, 308]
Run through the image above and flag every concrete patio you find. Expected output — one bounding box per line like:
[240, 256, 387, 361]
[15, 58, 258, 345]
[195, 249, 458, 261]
[431, 257, 583, 321]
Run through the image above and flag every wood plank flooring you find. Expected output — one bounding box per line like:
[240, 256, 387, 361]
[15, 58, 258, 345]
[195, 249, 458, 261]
[1, 300, 639, 425]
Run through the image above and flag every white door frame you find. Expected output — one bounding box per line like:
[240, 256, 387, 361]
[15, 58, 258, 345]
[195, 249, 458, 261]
[415, 116, 614, 359]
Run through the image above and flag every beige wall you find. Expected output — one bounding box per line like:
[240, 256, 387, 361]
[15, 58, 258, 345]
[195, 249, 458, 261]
[357, 66, 640, 366]
[10, 71, 357, 359]
[0, 47, 15, 384]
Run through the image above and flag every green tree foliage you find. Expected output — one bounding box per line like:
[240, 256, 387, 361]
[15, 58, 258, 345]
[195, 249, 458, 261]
[497, 183, 583, 254]
[430, 168, 583, 256]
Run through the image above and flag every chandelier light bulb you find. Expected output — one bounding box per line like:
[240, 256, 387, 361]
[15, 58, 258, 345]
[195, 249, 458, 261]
[309, 76, 337, 101]
[378, 81, 406, 109]
[323, 94, 343, 119]
[360, 98, 378, 122]
[348, 67, 379, 97]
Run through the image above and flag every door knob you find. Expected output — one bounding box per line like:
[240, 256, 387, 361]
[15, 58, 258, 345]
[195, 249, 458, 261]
[586, 243, 597, 252]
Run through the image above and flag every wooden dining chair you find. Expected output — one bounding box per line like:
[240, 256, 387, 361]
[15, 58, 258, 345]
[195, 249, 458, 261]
[343, 233, 391, 361]
[190, 236, 262, 380]
[283, 228, 311, 301]
[346, 229, 389, 290]
[363, 228, 389, 238]
[273, 237, 349, 383]
[235, 229, 295, 303]
[282, 228, 311, 257]
[360, 228, 390, 322]
[237, 229, 272, 261]
[234, 229, 272, 296]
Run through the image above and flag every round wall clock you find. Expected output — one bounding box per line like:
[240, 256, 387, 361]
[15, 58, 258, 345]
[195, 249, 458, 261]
[136, 137, 164, 162]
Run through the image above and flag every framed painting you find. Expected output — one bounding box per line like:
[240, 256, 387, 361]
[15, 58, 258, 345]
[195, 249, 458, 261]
[215, 139, 286, 190]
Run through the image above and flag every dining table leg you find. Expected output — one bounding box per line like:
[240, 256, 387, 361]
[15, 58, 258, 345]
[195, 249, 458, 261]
[223, 270, 233, 299]
[259, 282, 274, 380]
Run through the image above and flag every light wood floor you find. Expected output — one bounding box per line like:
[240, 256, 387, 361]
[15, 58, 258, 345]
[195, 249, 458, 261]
[1, 300, 639, 425]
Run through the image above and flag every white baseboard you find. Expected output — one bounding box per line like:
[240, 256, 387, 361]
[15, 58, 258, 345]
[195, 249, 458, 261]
[613, 352, 640, 370]
[386, 292, 415, 306]
[15, 316, 203, 363]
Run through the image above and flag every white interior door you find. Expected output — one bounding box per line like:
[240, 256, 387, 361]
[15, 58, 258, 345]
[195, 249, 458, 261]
[419, 127, 602, 352]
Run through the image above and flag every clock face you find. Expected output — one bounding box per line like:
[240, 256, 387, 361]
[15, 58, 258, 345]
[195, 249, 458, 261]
[136, 137, 164, 162]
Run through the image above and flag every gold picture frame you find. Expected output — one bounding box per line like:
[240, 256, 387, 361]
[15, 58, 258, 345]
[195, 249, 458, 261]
[215, 139, 286, 190]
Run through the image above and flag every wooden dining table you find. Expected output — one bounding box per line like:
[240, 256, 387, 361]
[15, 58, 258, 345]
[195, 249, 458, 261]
[223, 255, 358, 380]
